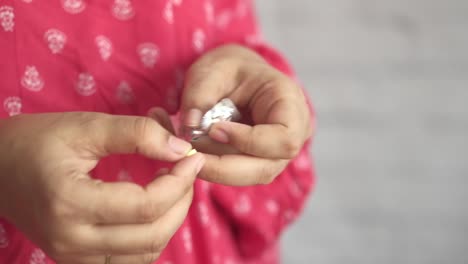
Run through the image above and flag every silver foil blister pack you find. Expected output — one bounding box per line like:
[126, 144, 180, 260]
[182, 98, 241, 141]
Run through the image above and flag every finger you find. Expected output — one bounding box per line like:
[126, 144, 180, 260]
[147, 107, 176, 134]
[69, 252, 160, 264]
[191, 136, 241, 156]
[75, 153, 204, 224]
[181, 59, 241, 127]
[87, 186, 194, 254]
[211, 83, 310, 159]
[209, 121, 305, 159]
[91, 114, 192, 161]
[198, 153, 289, 186]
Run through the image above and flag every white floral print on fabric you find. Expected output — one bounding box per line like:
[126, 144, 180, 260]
[212, 255, 221, 264]
[224, 258, 237, 264]
[117, 169, 132, 181]
[61, 0, 86, 14]
[137, 43, 159, 68]
[204, 1, 214, 24]
[29, 248, 46, 264]
[245, 34, 263, 46]
[215, 11, 232, 29]
[95, 35, 113, 61]
[21, 66, 44, 92]
[265, 199, 279, 215]
[163, 0, 183, 24]
[163, 2, 174, 24]
[210, 222, 220, 238]
[197, 202, 210, 225]
[75, 73, 96, 96]
[182, 227, 193, 254]
[22, 0, 33, 3]
[235, 0, 248, 18]
[112, 0, 135, 20]
[44, 29, 67, 54]
[193, 28, 205, 53]
[0, 6, 14, 32]
[3, 97, 22, 116]
[116, 81, 135, 104]
[213, 1, 248, 29]
[293, 152, 310, 171]
[288, 179, 302, 198]
[200, 180, 211, 192]
[0, 224, 9, 248]
[233, 193, 251, 215]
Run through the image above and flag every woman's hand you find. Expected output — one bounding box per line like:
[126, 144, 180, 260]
[180, 44, 313, 186]
[0, 112, 205, 264]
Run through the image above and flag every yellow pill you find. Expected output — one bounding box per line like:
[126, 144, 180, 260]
[186, 148, 197, 157]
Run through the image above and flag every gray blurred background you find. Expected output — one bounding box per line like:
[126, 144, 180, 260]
[256, 0, 468, 263]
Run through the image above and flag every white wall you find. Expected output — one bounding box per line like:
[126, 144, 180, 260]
[256, 1, 468, 263]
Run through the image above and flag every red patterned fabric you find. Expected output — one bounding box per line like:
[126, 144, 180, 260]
[0, 1, 315, 263]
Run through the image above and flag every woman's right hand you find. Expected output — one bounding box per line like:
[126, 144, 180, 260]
[0, 112, 204, 264]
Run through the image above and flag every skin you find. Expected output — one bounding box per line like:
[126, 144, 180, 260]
[179, 44, 313, 186]
[0, 44, 312, 264]
[0, 112, 204, 264]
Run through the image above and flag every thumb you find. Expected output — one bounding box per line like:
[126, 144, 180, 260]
[181, 60, 238, 128]
[90, 114, 193, 162]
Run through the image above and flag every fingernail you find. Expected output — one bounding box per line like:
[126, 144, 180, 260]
[186, 148, 197, 157]
[168, 136, 192, 155]
[185, 109, 203, 127]
[209, 125, 229, 143]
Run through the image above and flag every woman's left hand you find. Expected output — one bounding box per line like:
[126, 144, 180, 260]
[152, 44, 313, 186]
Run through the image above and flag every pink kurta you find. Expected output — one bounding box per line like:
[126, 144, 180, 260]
[0, 1, 315, 263]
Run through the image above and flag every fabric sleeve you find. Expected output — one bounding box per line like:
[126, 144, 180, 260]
[208, 0, 317, 258]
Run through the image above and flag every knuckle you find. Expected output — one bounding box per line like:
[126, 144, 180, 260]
[76, 112, 105, 130]
[132, 116, 154, 139]
[240, 132, 255, 154]
[137, 198, 160, 222]
[282, 137, 302, 159]
[45, 238, 69, 259]
[142, 252, 161, 264]
[47, 198, 72, 219]
[257, 174, 275, 185]
[44, 227, 85, 258]
[198, 156, 223, 184]
[256, 164, 276, 185]
[147, 237, 166, 254]
[257, 160, 287, 185]
[177, 176, 194, 197]
[48, 201, 63, 217]
[211, 160, 224, 184]
[132, 117, 163, 153]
